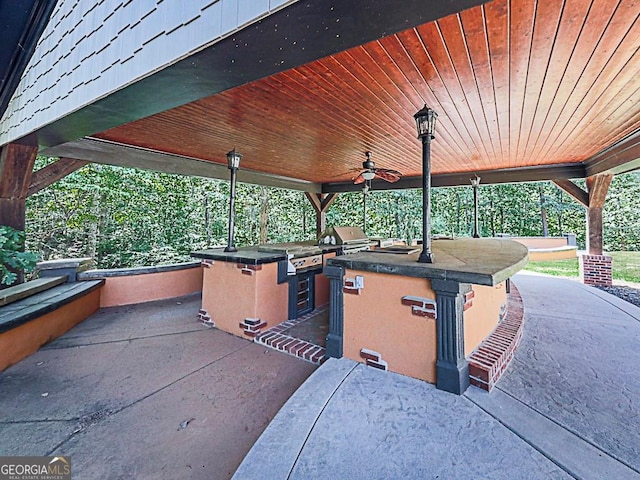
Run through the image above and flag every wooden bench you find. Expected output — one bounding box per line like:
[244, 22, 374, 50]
[0, 278, 104, 371]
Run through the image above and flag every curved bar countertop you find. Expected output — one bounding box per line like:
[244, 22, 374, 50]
[326, 238, 529, 286]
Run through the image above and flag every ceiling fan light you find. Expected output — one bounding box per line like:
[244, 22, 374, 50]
[362, 170, 376, 180]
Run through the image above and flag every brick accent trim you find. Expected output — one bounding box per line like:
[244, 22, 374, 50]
[580, 254, 612, 286]
[463, 289, 474, 311]
[360, 348, 388, 371]
[343, 277, 361, 295]
[239, 318, 267, 337]
[401, 295, 437, 318]
[467, 283, 524, 392]
[255, 307, 328, 365]
[198, 309, 214, 327]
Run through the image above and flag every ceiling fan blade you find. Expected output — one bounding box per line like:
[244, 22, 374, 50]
[375, 170, 401, 183]
[376, 168, 402, 176]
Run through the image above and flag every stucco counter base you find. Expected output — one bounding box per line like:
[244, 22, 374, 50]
[324, 238, 529, 394]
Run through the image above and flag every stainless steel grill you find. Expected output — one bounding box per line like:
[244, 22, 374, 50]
[319, 226, 371, 254]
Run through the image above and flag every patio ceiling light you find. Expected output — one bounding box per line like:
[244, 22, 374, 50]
[226, 148, 242, 169]
[414, 104, 438, 139]
[414, 104, 438, 264]
[224, 148, 242, 253]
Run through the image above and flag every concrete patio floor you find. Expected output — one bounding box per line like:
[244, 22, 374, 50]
[2, 273, 639, 479]
[235, 273, 640, 479]
[0, 293, 316, 479]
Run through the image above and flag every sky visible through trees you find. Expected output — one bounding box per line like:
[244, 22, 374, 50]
[25, 158, 640, 268]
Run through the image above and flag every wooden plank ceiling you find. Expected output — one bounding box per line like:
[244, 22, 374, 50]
[95, 0, 640, 185]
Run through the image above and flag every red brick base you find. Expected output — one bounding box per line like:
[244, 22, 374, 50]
[467, 283, 524, 391]
[580, 254, 613, 286]
[255, 308, 327, 365]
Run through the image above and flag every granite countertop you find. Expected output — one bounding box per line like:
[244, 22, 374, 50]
[326, 238, 529, 286]
[191, 247, 287, 265]
[191, 243, 342, 265]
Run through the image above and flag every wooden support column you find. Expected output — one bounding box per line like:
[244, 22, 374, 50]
[585, 174, 613, 255]
[305, 192, 338, 236]
[0, 140, 38, 231]
[554, 175, 613, 286]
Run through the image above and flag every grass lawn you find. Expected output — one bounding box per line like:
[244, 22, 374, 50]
[523, 251, 640, 283]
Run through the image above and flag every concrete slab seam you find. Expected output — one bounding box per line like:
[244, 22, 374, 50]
[464, 391, 580, 479]
[41, 328, 207, 350]
[467, 386, 640, 478]
[572, 284, 640, 323]
[285, 361, 359, 480]
[494, 386, 640, 476]
[44, 341, 254, 456]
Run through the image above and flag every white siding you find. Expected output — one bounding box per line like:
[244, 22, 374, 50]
[0, 0, 296, 146]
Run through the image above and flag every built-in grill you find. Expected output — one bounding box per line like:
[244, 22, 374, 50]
[257, 242, 325, 319]
[319, 226, 371, 254]
[254, 227, 370, 320]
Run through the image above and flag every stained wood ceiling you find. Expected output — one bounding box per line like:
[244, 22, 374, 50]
[95, 0, 640, 186]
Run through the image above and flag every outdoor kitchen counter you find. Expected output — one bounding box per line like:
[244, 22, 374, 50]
[191, 243, 343, 265]
[192, 243, 341, 340]
[191, 247, 287, 265]
[325, 238, 529, 286]
[323, 238, 529, 392]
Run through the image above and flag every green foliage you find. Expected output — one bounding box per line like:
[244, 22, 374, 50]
[603, 172, 640, 251]
[0, 226, 38, 286]
[24, 156, 640, 270]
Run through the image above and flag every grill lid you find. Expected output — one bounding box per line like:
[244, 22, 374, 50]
[319, 226, 368, 245]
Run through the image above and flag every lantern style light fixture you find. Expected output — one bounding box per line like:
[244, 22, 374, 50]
[470, 175, 481, 238]
[224, 148, 242, 253]
[414, 104, 438, 263]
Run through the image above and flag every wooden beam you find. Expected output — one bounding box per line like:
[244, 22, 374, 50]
[0, 140, 38, 230]
[321, 193, 338, 212]
[305, 192, 322, 214]
[27, 157, 88, 196]
[585, 129, 640, 177]
[323, 163, 587, 192]
[305, 192, 339, 236]
[42, 137, 322, 193]
[552, 180, 588, 207]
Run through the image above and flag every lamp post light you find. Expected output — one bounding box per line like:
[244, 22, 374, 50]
[414, 104, 438, 263]
[470, 175, 481, 238]
[224, 148, 242, 253]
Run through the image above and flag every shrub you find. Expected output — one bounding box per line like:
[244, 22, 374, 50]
[0, 226, 38, 286]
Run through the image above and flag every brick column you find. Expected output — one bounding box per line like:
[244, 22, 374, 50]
[580, 254, 612, 286]
[324, 264, 344, 358]
[431, 279, 472, 395]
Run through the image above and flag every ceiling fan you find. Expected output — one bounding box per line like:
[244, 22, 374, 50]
[353, 151, 402, 185]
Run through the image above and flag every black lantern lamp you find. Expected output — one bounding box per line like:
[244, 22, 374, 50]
[414, 104, 438, 263]
[224, 148, 242, 253]
[470, 175, 481, 238]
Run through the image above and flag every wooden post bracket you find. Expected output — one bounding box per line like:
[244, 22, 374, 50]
[27, 157, 89, 196]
